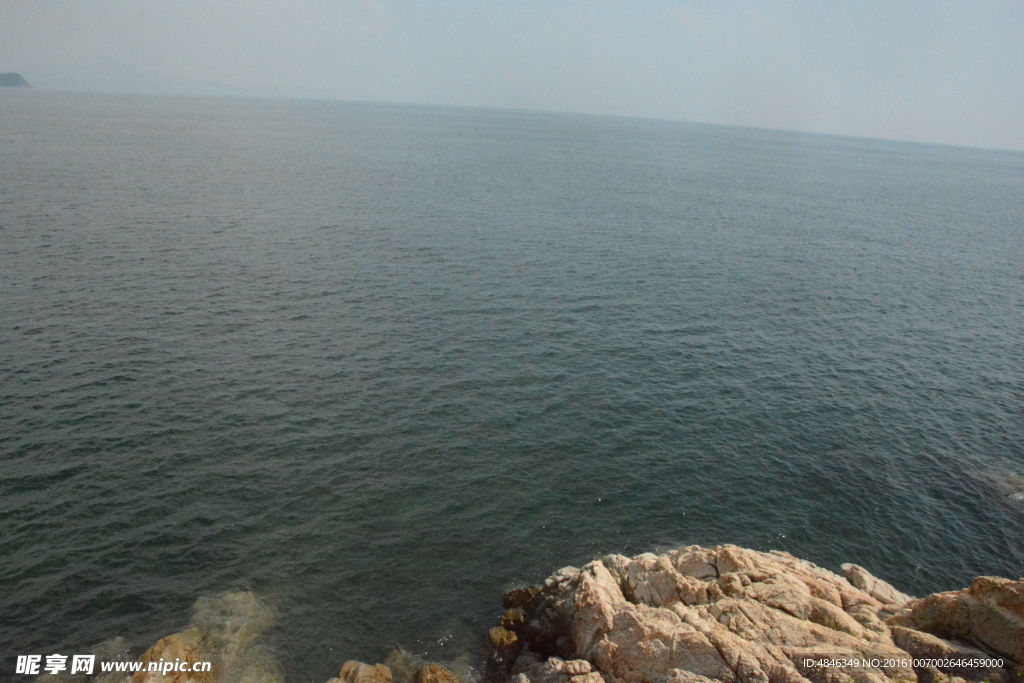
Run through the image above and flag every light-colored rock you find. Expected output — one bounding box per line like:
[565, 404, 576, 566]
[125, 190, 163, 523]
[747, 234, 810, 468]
[666, 670, 721, 683]
[888, 576, 1024, 663]
[129, 628, 213, 683]
[564, 660, 593, 676]
[841, 564, 914, 607]
[414, 663, 461, 683]
[517, 657, 607, 683]
[969, 576, 1024, 615]
[340, 661, 393, 683]
[503, 545, 1021, 683]
[889, 626, 1007, 683]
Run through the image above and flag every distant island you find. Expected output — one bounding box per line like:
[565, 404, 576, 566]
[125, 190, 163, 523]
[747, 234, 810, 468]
[0, 73, 31, 87]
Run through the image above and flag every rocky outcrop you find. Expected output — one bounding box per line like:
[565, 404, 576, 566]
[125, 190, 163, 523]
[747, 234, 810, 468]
[487, 545, 1024, 683]
[840, 564, 913, 608]
[0, 72, 31, 87]
[328, 661, 395, 683]
[48, 546, 1022, 683]
[888, 576, 1024, 665]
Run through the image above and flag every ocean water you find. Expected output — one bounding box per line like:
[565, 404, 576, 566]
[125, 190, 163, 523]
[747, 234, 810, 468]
[1, 91, 1023, 682]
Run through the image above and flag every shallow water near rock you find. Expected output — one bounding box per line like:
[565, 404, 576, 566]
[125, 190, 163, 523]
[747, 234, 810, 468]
[1, 91, 1023, 682]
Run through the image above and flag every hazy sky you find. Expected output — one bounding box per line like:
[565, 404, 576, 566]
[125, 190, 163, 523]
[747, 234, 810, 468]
[3, 1, 1023, 150]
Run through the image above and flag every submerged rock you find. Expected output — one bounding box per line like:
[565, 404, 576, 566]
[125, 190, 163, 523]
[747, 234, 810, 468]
[130, 628, 211, 683]
[386, 649, 429, 683]
[414, 662, 462, 683]
[127, 591, 281, 683]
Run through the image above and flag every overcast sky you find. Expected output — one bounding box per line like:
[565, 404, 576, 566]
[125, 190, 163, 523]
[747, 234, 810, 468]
[3, 1, 1023, 151]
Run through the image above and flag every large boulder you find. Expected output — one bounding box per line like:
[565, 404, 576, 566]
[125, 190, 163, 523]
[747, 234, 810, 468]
[415, 662, 462, 683]
[888, 575, 1024, 664]
[329, 661, 393, 683]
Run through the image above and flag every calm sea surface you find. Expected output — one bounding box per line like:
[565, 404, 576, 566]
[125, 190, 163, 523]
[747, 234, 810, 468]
[2, 91, 1023, 682]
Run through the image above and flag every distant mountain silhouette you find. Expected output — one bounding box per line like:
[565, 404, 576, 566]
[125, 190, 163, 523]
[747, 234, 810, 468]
[0, 73, 31, 87]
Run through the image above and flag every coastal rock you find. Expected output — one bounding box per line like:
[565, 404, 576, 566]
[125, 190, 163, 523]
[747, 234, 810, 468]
[487, 626, 523, 671]
[514, 656, 605, 683]
[130, 628, 211, 683]
[496, 545, 1024, 683]
[888, 576, 1024, 663]
[339, 661, 394, 683]
[889, 627, 1008, 683]
[107, 547, 1024, 683]
[127, 591, 281, 683]
[414, 662, 462, 683]
[336, 652, 460, 683]
[840, 564, 914, 608]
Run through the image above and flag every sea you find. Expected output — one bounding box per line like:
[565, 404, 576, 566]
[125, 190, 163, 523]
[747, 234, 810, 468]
[2, 91, 1023, 682]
